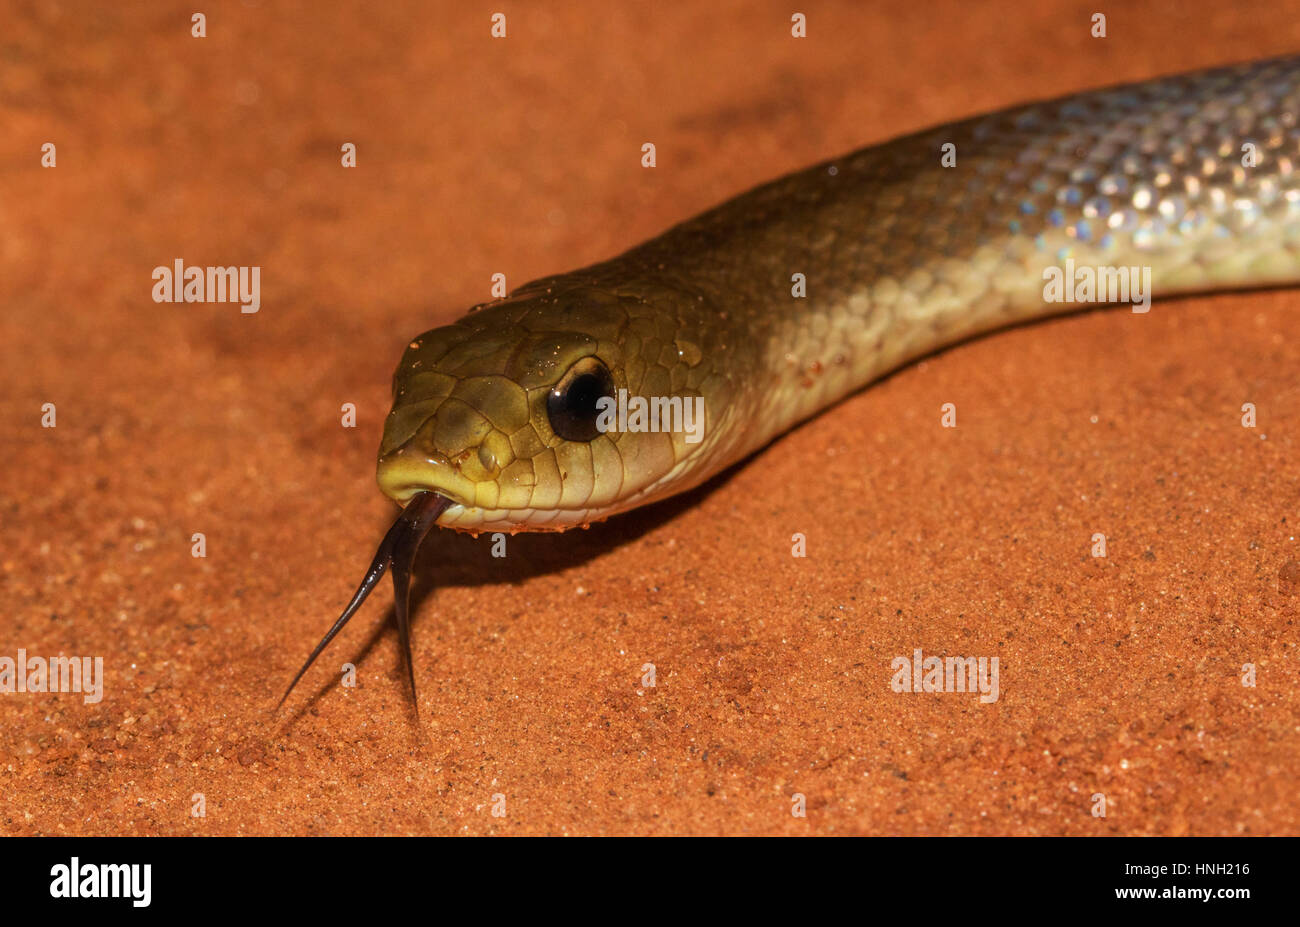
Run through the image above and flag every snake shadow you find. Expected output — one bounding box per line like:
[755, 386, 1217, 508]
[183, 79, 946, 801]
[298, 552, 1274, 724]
[282, 298, 1098, 721]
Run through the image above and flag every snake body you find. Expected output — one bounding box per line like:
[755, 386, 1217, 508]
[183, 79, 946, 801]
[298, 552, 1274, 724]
[375, 56, 1300, 533]
[284, 56, 1300, 707]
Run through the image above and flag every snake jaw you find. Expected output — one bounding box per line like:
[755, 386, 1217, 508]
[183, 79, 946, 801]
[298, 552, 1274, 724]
[278, 491, 452, 714]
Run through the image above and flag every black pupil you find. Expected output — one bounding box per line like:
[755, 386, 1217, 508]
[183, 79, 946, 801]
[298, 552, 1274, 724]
[548, 369, 611, 441]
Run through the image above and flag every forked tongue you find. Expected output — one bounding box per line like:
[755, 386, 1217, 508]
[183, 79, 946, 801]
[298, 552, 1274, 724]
[278, 491, 451, 714]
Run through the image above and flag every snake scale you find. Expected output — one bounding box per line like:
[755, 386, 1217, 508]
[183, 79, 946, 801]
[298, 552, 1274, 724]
[282, 55, 1300, 709]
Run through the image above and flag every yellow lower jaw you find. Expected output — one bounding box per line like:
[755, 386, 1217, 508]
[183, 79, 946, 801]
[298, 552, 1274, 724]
[437, 503, 605, 533]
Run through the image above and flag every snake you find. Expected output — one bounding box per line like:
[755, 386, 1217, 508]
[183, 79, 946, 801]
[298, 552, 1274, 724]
[280, 55, 1300, 711]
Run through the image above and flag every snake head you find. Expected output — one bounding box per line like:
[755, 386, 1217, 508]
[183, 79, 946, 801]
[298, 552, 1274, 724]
[283, 279, 719, 711]
[377, 280, 716, 531]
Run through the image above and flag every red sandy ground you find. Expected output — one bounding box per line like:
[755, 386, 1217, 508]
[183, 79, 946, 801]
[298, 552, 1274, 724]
[3, 0, 1300, 835]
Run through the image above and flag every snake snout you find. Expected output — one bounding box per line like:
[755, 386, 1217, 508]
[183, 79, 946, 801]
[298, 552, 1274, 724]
[376, 400, 516, 509]
[376, 443, 466, 505]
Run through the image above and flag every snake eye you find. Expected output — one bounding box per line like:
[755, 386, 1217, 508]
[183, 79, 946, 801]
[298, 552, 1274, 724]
[547, 356, 615, 442]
